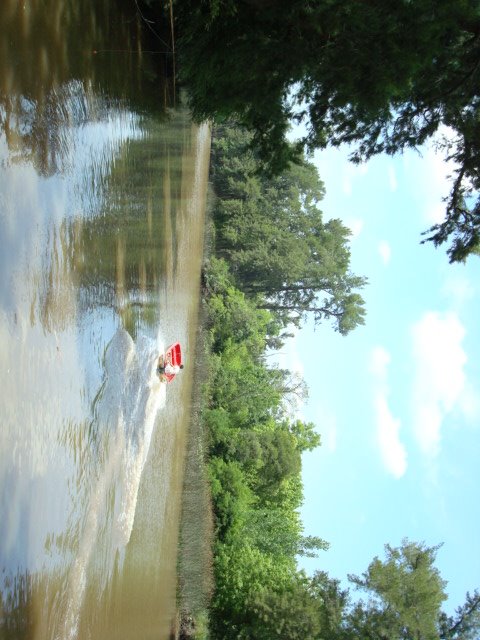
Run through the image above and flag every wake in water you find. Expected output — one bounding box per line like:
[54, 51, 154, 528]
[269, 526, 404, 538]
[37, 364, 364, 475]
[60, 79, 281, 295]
[58, 327, 166, 639]
[101, 327, 167, 546]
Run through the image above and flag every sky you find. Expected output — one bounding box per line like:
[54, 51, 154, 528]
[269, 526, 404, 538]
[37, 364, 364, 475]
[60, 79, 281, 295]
[284, 133, 480, 614]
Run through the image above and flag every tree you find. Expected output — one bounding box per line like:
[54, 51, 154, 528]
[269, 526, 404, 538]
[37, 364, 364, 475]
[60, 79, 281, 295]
[210, 126, 367, 333]
[247, 581, 323, 640]
[297, 535, 330, 558]
[230, 429, 302, 497]
[282, 418, 320, 453]
[177, 0, 480, 261]
[347, 539, 448, 640]
[439, 590, 480, 640]
[210, 342, 285, 428]
[211, 541, 296, 639]
[208, 457, 253, 540]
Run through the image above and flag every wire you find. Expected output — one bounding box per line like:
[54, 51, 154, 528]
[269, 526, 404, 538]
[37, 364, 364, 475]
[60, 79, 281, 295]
[133, 0, 171, 50]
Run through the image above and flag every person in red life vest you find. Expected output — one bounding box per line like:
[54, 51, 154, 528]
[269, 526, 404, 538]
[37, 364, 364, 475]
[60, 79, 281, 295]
[157, 361, 184, 376]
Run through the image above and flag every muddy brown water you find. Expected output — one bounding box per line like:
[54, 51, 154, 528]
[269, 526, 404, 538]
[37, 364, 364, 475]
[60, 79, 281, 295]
[0, 2, 210, 638]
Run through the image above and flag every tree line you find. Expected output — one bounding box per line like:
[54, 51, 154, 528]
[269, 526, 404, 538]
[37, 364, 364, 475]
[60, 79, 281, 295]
[208, 123, 367, 335]
[197, 124, 480, 639]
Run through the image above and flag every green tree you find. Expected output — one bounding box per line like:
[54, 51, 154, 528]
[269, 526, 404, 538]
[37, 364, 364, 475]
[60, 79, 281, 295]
[243, 570, 348, 640]
[347, 539, 448, 640]
[211, 541, 296, 639]
[255, 429, 301, 489]
[208, 457, 253, 540]
[210, 342, 285, 427]
[206, 284, 274, 354]
[247, 581, 323, 640]
[282, 418, 321, 453]
[439, 590, 480, 640]
[178, 0, 480, 261]
[244, 507, 328, 560]
[211, 127, 367, 333]
[297, 535, 330, 558]
[224, 426, 303, 494]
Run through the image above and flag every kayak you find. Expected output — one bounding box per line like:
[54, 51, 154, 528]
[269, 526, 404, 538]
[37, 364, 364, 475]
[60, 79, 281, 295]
[157, 342, 182, 383]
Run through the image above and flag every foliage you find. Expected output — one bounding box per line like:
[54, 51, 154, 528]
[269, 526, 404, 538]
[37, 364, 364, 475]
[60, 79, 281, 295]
[347, 540, 448, 640]
[439, 590, 480, 640]
[208, 457, 253, 541]
[203, 255, 288, 350]
[247, 580, 323, 640]
[209, 124, 367, 334]
[177, 331, 214, 620]
[177, 0, 480, 261]
[200, 170, 332, 635]
[194, 118, 479, 640]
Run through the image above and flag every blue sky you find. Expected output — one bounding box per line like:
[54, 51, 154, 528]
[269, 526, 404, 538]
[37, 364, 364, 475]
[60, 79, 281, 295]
[286, 136, 480, 613]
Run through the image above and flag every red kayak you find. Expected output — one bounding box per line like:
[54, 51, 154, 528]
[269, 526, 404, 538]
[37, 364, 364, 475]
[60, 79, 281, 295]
[157, 342, 182, 383]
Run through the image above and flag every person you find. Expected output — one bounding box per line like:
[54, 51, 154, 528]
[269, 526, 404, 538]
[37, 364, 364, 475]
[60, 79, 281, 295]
[164, 362, 184, 376]
[157, 358, 184, 377]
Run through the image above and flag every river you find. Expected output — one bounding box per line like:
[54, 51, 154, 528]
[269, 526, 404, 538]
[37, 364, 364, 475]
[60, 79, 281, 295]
[0, 2, 210, 638]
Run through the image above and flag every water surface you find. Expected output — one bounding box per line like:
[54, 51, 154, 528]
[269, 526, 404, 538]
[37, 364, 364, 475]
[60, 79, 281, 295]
[0, 2, 210, 638]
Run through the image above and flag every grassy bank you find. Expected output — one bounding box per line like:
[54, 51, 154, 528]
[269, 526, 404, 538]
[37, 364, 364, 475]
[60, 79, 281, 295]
[175, 322, 214, 640]
[173, 196, 216, 640]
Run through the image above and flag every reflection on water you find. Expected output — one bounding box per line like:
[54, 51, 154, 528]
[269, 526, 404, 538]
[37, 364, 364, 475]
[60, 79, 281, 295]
[0, 1, 210, 638]
[0, 0, 174, 177]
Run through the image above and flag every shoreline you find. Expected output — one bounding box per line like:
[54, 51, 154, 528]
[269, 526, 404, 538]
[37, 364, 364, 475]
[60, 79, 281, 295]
[171, 180, 216, 640]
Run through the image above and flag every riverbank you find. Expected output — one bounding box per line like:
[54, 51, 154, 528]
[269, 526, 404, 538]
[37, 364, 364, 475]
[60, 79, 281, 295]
[171, 192, 216, 640]
[174, 322, 214, 640]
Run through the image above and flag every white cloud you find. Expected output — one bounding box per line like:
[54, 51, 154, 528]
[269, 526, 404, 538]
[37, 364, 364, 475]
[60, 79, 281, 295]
[369, 345, 390, 378]
[315, 406, 338, 453]
[442, 274, 475, 308]
[388, 165, 398, 192]
[341, 163, 369, 197]
[426, 201, 447, 225]
[269, 329, 307, 418]
[346, 218, 364, 240]
[369, 346, 407, 478]
[374, 394, 407, 479]
[411, 311, 467, 456]
[342, 176, 352, 196]
[378, 240, 391, 265]
[458, 384, 480, 424]
[420, 130, 458, 225]
[400, 126, 459, 226]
